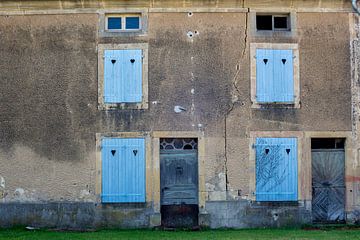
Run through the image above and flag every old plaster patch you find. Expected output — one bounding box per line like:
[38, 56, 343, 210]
[206, 173, 227, 201]
[14, 188, 25, 200]
[0, 176, 5, 189]
[78, 189, 94, 202]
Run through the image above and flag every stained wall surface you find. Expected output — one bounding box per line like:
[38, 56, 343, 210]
[0, 0, 356, 228]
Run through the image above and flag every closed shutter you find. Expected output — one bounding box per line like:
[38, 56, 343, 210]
[255, 138, 297, 201]
[104, 49, 143, 103]
[101, 138, 145, 203]
[273, 50, 294, 102]
[256, 49, 274, 103]
[256, 49, 294, 103]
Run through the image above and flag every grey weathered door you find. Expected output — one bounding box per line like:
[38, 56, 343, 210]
[160, 138, 198, 228]
[312, 150, 345, 223]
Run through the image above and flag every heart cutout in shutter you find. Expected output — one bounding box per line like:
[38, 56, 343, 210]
[133, 150, 138, 156]
[111, 150, 116, 156]
[130, 59, 135, 63]
[282, 59, 286, 64]
[111, 59, 116, 64]
[263, 59, 268, 65]
[286, 149, 291, 154]
[265, 148, 270, 154]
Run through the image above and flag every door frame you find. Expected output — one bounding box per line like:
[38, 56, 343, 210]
[151, 131, 206, 221]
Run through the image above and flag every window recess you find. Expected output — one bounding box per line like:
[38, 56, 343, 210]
[106, 14, 141, 31]
[256, 14, 290, 31]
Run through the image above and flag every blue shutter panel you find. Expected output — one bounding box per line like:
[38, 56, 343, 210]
[255, 138, 298, 201]
[104, 49, 142, 103]
[273, 50, 294, 102]
[104, 50, 116, 102]
[256, 49, 294, 103]
[121, 50, 142, 102]
[101, 138, 145, 203]
[256, 49, 274, 103]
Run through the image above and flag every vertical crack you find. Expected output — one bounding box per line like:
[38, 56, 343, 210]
[231, 8, 249, 102]
[242, 9, 249, 59]
[224, 9, 249, 195]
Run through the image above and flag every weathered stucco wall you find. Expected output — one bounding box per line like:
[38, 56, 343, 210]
[0, 14, 98, 202]
[226, 12, 352, 198]
[0, 0, 356, 228]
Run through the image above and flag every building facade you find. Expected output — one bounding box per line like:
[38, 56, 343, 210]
[0, 0, 359, 229]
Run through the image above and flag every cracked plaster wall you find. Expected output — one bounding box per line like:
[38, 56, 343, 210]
[0, 9, 353, 206]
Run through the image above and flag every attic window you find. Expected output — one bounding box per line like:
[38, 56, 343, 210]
[256, 14, 290, 31]
[106, 14, 141, 31]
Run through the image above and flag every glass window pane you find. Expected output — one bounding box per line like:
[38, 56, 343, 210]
[126, 17, 140, 29]
[274, 16, 288, 30]
[108, 17, 122, 30]
[256, 15, 272, 30]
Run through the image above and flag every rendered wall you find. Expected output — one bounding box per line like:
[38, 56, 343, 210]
[0, 0, 356, 228]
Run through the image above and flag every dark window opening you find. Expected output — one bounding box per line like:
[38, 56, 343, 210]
[311, 138, 345, 149]
[256, 14, 290, 31]
[274, 16, 288, 29]
[256, 15, 273, 30]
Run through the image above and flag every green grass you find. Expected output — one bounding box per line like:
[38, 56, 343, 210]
[1, 227, 360, 240]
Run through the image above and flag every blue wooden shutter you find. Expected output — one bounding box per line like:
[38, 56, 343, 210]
[255, 138, 297, 201]
[101, 138, 145, 203]
[273, 50, 294, 102]
[256, 49, 274, 103]
[104, 49, 142, 103]
[256, 49, 294, 103]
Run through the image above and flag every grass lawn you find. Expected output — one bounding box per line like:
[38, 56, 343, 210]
[1, 227, 360, 240]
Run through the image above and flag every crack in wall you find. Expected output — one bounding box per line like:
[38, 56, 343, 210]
[224, 9, 249, 196]
[223, 103, 234, 194]
[231, 8, 249, 103]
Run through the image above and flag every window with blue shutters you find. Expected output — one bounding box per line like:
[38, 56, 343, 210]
[98, 43, 148, 110]
[255, 137, 298, 201]
[104, 49, 143, 103]
[101, 138, 146, 203]
[256, 49, 294, 103]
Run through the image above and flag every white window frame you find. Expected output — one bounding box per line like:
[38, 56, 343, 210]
[105, 14, 141, 32]
[250, 43, 300, 108]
